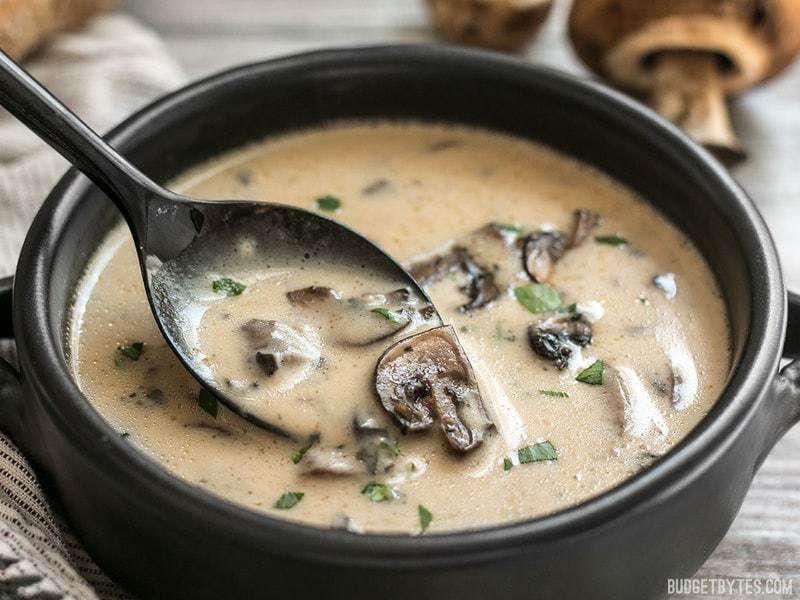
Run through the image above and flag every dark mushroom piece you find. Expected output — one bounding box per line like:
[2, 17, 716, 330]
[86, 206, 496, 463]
[286, 286, 342, 307]
[353, 411, 398, 476]
[374, 325, 493, 452]
[459, 251, 500, 311]
[569, 209, 602, 247]
[527, 315, 593, 369]
[356, 287, 412, 307]
[522, 231, 566, 283]
[240, 319, 321, 378]
[285, 285, 431, 347]
[300, 447, 359, 476]
[409, 249, 463, 286]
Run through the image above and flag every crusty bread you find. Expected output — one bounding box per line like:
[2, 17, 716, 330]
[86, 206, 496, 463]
[0, 0, 118, 61]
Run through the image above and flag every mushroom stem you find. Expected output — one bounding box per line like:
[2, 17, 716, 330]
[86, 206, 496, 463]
[649, 52, 745, 165]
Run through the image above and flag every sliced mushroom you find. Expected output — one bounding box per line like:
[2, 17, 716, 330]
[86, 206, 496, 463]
[527, 315, 593, 369]
[409, 249, 462, 286]
[610, 365, 668, 439]
[300, 447, 360, 476]
[356, 288, 412, 308]
[522, 231, 566, 282]
[527, 328, 572, 370]
[460, 251, 500, 311]
[669, 347, 698, 411]
[353, 408, 397, 475]
[374, 325, 493, 452]
[286, 286, 342, 306]
[285, 285, 430, 347]
[569, 209, 602, 247]
[240, 319, 321, 382]
[255, 351, 279, 376]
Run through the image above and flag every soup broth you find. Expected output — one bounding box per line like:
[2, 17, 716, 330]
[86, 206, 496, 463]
[70, 122, 730, 534]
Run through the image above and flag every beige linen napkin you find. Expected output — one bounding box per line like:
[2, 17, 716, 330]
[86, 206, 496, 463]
[0, 13, 184, 599]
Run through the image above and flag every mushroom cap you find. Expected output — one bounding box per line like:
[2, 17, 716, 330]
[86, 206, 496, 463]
[569, 0, 800, 93]
[425, 0, 554, 52]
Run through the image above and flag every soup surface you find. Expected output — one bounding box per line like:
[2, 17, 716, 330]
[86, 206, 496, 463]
[70, 122, 731, 534]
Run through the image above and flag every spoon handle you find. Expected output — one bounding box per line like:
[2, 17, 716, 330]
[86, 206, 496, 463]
[0, 50, 160, 233]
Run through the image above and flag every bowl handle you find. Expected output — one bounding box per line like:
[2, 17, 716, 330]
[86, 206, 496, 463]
[772, 291, 800, 436]
[0, 276, 26, 450]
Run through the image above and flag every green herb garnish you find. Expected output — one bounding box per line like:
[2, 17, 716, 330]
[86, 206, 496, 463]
[316, 195, 342, 212]
[503, 457, 514, 471]
[273, 491, 304, 509]
[371, 307, 408, 324]
[539, 389, 570, 398]
[556, 303, 578, 314]
[291, 439, 315, 464]
[518, 441, 558, 464]
[378, 438, 402, 456]
[497, 223, 522, 234]
[197, 389, 218, 417]
[212, 277, 246, 296]
[361, 482, 394, 503]
[594, 234, 628, 246]
[116, 341, 144, 365]
[576, 360, 604, 385]
[418, 505, 433, 532]
[514, 283, 562, 314]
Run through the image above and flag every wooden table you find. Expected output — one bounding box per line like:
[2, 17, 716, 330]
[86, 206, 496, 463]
[126, 0, 800, 595]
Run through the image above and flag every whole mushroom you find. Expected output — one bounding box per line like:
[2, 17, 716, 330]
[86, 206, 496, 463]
[425, 0, 554, 52]
[568, 0, 800, 164]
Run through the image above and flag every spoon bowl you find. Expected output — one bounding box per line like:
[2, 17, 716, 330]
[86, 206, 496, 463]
[0, 50, 440, 436]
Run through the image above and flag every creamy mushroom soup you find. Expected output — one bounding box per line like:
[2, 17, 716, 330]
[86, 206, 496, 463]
[69, 122, 731, 533]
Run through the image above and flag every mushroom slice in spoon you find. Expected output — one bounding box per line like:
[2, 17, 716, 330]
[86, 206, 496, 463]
[374, 325, 493, 452]
[286, 286, 342, 307]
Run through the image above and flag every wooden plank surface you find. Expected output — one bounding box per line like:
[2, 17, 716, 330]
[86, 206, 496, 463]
[124, 0, 800, 595]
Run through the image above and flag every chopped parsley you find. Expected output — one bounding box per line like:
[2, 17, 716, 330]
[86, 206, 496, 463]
[316, 195, 342, 212]
[212, 277, 246, 296]
[518, 441, 558, 464]
[556, 303, 578, 314]
[273, 491, 304, 509]
[576, 360, 604, 385]
[539, 389, 569, 398]
[514, 283, 562, 314]
[418, 505, 433, 532]
[378, 438, 402, 456]
[594, 234, 628, 246]
[197, 389, 218, 417]
[291, 439, 315, 464]
[503, 457, 514, 471]
[371, 307, 408, 324]
[361, 482, 394, 503]
[496, 223, 522, 234]
[116, 341, 143, 365]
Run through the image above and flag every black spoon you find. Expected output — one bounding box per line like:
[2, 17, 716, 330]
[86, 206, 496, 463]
[0, 50, 440, 437]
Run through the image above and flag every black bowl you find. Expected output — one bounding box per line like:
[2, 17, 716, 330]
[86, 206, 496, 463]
[0, 46, 798, 600]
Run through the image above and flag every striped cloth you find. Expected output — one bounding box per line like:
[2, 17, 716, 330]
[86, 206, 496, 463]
[0, 13, 183, 599]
